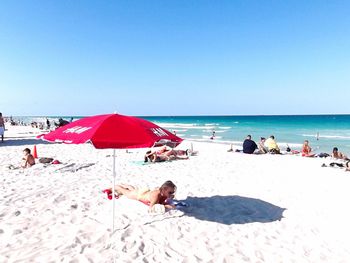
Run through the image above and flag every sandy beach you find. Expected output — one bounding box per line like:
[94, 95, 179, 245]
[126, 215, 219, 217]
[1, 125, 350, 262]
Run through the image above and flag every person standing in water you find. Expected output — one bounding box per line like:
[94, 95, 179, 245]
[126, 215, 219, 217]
[210, 130, 215, 140]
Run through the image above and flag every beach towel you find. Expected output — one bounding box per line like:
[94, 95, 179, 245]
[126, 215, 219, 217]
[55, 163, 95, 172]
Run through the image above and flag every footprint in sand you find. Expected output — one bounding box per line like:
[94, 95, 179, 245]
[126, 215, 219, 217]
[13, 229, 22, 235]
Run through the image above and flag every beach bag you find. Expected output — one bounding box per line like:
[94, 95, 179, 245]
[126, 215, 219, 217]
[38, 157, 54, 164]
[318, 153, 330, 158]
[269, 149, 280, 154]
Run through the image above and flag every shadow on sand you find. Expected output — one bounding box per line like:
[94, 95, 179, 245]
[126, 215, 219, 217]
[180, 195, 286, 225]
[1, 138, 50, 147]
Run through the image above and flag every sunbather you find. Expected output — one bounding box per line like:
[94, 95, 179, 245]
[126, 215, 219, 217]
[109, 180, 177, 212]
[144, 146, 189, 162]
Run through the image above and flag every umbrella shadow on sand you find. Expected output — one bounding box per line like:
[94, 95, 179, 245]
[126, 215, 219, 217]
[179, 195, 286, 225]
[2, 138, 50, 147]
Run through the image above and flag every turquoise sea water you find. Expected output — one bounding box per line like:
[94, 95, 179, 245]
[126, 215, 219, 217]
[13, 115, 350, 154]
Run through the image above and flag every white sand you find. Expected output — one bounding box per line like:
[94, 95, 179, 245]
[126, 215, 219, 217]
[1, 125, 350, 262]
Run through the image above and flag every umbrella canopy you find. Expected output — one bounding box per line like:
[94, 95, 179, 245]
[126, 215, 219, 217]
[38, 114, 183, 148]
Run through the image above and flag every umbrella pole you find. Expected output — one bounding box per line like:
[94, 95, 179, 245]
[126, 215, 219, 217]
[112, 149, 116, 234]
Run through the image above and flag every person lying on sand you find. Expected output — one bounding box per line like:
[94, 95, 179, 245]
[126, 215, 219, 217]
[108, 180, 177, 212]
[144, 146, 189, 162]
[21, 148, 35, 168]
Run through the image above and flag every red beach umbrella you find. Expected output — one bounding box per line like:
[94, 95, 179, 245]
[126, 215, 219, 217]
[37, 113, 183, 232]
[39, 113, 182, 148]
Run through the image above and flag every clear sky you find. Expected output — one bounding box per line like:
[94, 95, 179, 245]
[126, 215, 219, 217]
[1, 1, 349, 116]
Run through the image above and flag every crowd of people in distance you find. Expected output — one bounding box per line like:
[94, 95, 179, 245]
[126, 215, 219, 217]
[32, 117, 72, 130]
[236, 134, 350, 171]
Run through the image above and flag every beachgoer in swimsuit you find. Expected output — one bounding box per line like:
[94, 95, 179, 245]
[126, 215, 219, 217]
[332, 147, 349, 160]
[111, 181, 177, 212]
[301, 140, 315, 157]
[21, 148, 35, 168]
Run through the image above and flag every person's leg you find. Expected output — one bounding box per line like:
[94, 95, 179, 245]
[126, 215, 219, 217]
[114, 185, 138, 200]
[119, 184, 136, 190]
[164, 149, 176, 157]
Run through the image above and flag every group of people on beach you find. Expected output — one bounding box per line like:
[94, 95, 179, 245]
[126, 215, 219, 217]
[229, 135, 282, 154]
[144, 145, 191, 163]
[235, 134, 350, 171]
[5, 113, 350, 214]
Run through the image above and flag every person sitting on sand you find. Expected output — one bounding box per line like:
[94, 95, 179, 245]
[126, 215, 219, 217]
[109, 180, 177, 212]
[331, 147, 349, 160]
[21, 148, 35, 168]
[257, 137, 268, 154]
[301, 140, 315, 157]
[264, 135, 280, 154]
[242, 135, 257, 154]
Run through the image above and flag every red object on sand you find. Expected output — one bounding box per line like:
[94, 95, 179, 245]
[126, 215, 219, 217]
[37, 114, 183, 149]
[33, 145, 38, 158]
[102, 189, 119, 200]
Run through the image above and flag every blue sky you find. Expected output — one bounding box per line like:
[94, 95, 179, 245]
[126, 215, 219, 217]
[1, 1, 349, 116]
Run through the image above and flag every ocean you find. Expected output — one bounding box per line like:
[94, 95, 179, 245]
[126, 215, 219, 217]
[12, 115, 350, 154]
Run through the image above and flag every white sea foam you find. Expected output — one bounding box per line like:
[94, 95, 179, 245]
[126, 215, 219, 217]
[155, 122, 196, 127]
[157, 123, 215, 130]
[302, 134, 350, 140]
[202, 135, 222, 139]
[202, 130, 226, 133]
[171, 129, 188, 132]
[218, 126, 231, 130]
